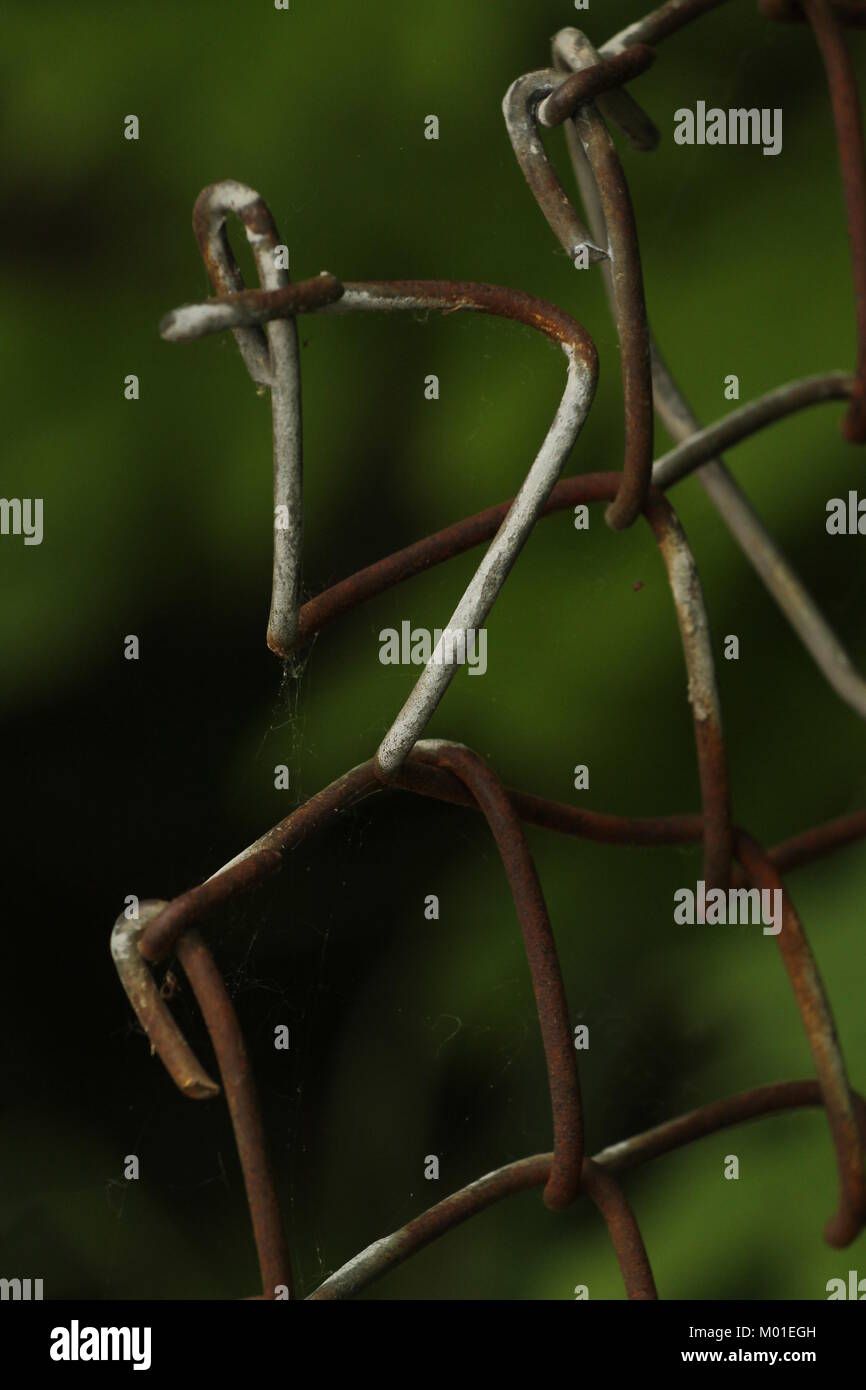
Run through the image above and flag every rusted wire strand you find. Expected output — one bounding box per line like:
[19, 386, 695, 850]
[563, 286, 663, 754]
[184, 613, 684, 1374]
[138, 762, 377, 964]
[121, 760, 864, 1287]
[550, 26, 661, 154]
[137, 792, 866, 1263]
[735, 834, 866, 1246]
[307, 1079, 866, 1299]
[396, 758, 866, 874]
[133, 752, 865, 974]
[402, 741, 584, 1212]
[174, 929, 294, 1298]
[797, 0, 866, 441]
[580, 1160, 658, 1299]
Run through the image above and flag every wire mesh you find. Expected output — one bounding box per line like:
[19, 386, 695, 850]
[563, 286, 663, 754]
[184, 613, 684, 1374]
[112, 0, 866, 1300]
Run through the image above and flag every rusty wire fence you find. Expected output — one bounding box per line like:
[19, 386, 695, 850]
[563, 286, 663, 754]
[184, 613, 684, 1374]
[111, 0, 866, 1300]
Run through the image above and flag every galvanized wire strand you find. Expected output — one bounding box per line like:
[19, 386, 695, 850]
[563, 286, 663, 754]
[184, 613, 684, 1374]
[652, 372, 856, 487]
[768, 807, 866, 873]
[307, 1079, 866, 1300]
[652, 342, 866, 719]
[192, 182, 304, 656]
[320, 284, 598, 775]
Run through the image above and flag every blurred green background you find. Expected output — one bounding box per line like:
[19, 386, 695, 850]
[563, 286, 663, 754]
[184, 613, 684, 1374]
[2, 0, 865, 1300]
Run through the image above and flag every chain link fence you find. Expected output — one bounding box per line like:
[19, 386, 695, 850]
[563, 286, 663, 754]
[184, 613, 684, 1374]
[112, 0, 866, 1300]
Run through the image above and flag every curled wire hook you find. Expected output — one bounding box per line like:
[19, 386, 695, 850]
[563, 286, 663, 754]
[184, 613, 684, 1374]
[111, 901, 220, 1099]
[505, 55, 655, 531]
[501, 71, 608, 265]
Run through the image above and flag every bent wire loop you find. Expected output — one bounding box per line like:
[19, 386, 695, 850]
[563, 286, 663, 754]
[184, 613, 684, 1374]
[503, 68, 654, 530]
[112, 0, 866, 1300]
